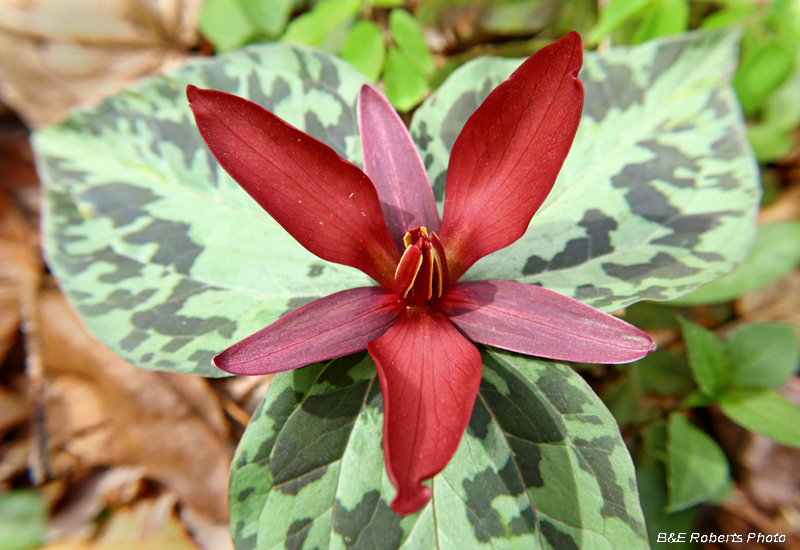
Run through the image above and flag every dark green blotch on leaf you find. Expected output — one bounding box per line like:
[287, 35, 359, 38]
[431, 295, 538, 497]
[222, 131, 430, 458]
[333, 491, 403, 549]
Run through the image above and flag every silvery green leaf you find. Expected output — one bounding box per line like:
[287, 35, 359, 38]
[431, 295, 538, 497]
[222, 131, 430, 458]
[230, 349, 649, 549]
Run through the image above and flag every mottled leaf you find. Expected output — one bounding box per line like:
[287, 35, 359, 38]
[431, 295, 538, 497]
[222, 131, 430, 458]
[718, 388, 800, 449]
[35, 45, 373, 375]
[411, 30, 760, 312]
[35, 33, 758, 377]
[666, 412, 730, 512]
[229, 349, 648, 549]
[669, 221, 800, 305]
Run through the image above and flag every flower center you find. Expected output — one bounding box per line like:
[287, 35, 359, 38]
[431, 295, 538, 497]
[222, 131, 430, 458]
[395, 227, 449, 306]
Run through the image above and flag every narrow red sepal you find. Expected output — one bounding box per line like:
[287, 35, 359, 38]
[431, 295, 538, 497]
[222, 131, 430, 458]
[367, 308, 482, 515]
[438, 280, 656, 363]
[214, 287, 404, 375]
[187, 86, 400, 288]
[358, 85, 440, 250]
[439, 32, 585, 283]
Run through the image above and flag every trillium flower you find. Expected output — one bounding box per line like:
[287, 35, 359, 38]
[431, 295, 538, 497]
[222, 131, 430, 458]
[187, 31, 654, 516]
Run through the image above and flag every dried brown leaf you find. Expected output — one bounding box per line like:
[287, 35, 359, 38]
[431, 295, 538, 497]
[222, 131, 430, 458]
[734, 271, 800, 338]
[0, 384, 28, 435]
[0, 438, 28, 481]
[40, 289, 232, 520]
[44, 496, 201, 550]
[0, 0, 201, 127]
[0, 191, 39, 361]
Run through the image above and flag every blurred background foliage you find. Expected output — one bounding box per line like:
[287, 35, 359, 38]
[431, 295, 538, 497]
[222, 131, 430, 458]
[1, 0, 800, 548]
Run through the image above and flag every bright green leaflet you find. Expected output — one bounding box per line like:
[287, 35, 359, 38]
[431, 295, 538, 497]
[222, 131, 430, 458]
[632, 0, 689, 45]
[718, 388, 800, 449]
[734, 40, 794, 115]
[384, 48, 429, 112]
[0, 490, 47, 550]
[230, 349, 648, 550]
[417, 0, 596, 38]
[389, 9, 435, 76]
[727, 323, 800, 389]
[199, 0, 256, 52]
[666, 413, 730, 512]
[412, 30, 760, 313]
[588, 0, 650, 44]
[678, 318, 731, 396]
[341, 21, 387, 83]
[34, 32, 758, 376]
[635, 462, 696, 550]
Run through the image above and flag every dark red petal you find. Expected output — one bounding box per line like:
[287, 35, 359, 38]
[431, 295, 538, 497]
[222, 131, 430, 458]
[439, 32, 584, 283]
[358, 85, 440, 249]
[187, 86, 400, 288]
[439, 280, 655, 363]
[214, 287, 404, 375]
[367, 308, 482, 515]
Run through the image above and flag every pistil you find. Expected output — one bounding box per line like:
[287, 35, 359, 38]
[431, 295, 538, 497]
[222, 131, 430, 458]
[394, 227, 449, 306]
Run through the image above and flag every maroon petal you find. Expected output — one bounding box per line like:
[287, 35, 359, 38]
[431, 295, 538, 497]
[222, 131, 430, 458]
[367, 308, 482, 515]
[188, 86, 400, 288]
[438, 280, 655, 363]
[214, 287, 404, 375]
[439, 32, 584, 283]
[358, 85, 440, 249]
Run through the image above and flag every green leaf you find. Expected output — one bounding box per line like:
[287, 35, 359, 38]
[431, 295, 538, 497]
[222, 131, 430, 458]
[718, 388, 800, 448]
[241, 0, 300, 38]
[230, 349, 649, 549]
[411, 31, 761, 313]
[199, 0, 299, 51]
[763, 46, 800, 130]
[678, 318, 731, 396]
[370, 0, 403, 6]
[604, 378, 653, 427]
[636, 461, 697, 550]
[700, 2, 759, 30]
[728, 323, 800, 388]
[0, 490, 47, 550]
[281, 0, 361, 47]
[669, 221, 800, 305]
[199, 0, 257, 52]
[679, 391, 715, 409]
[34, 45, 371, 376]
[384, 47, 429, 111]
[666, 412, 730, 512]
[417, 0, 596, 38]
[389, 9, 435, 76]
[635, 351, 696, 396]
[341, 20, 387, 82]
[588, 0, 650, 44]
[632, 0, 689, 45]
[747, 122, 794, 163]
[733, 39, 794, 114]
